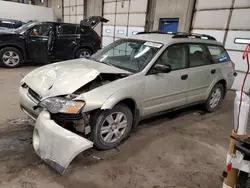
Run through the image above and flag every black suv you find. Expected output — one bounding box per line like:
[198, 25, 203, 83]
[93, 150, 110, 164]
[0, 16, 108, 68]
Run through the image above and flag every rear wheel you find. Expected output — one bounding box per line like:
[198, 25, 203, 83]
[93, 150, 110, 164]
[75, 48, 92, 59]
[90, 104, 133, 150]
[0, 47, 23, 68]
[204, 84, 224, 112]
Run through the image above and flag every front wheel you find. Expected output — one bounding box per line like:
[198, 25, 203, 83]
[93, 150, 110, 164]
[90, 104, 133, 150]
[204, 84, 224, 112]
[0, 47, 23, 68]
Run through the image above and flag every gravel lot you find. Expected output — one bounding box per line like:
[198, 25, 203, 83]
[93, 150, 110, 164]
[0, 66, 243, 188]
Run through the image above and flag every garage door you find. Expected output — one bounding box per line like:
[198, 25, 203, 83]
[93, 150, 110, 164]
[191, 0, 250, 93]
[102, 0, 148, 47]
[63, 0, 84, 24]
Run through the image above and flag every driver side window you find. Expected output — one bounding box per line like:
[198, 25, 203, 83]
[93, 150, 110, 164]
[154, 44, 187, 71]
[28, 24, 52, 37]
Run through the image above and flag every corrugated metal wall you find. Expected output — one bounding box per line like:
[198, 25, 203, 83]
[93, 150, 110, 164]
[192, 0, 250, 92]
[102, 0, 148, 47]
[63, 0, 84, 24]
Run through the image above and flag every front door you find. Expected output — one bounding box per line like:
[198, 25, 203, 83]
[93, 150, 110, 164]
[25, 23, 53, 63]
[143, 43, 189, 116]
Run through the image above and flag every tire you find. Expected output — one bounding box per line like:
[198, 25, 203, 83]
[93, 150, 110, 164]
[90, 104, 133, 150]
[75, 48, 92, 59]
[0, 47, 23, 68]
[204, 84, 224, 112]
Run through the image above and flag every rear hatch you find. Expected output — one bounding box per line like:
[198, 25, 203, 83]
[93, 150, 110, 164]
[80, 16, 109, 36]
[80, 16, 109, 28]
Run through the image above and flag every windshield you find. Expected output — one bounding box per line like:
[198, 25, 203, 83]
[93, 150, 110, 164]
[91, 39, 162, 73]
[14, 22, 37, 34]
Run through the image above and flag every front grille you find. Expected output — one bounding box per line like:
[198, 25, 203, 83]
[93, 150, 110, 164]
[27, 88, 41, 103]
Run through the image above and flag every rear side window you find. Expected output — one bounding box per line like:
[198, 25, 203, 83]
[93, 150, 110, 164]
[206, 45, 230, 63]
[59, 24, 76, 35]
[188, 44, 211, 67]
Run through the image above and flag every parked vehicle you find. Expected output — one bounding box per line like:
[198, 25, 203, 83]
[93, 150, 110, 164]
[19, 32, 236, 173]
[0, 18, 24, 31]
[0, 16, 108, 68]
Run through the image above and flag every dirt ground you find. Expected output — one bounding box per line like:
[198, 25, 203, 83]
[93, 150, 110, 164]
[0, 66, 245, 188]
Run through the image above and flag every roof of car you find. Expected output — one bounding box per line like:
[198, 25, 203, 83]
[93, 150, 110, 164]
[0, 18, 22, 23]
[42, 21, 78, 26]
[128, 33, 224, 46]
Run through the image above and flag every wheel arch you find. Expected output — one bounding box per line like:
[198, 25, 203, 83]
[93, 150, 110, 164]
[101, 97, 140, 127]
[216, 79, 227, 98]
[0, 44, 26, 60]
[73, 46, 93, 58]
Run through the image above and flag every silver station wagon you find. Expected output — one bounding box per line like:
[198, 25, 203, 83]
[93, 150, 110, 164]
[19, 32, 235, 173]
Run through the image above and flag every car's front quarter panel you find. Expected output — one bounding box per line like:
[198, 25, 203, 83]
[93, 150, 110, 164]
[0, 33, 26, 58]
[76, 73, 145, 115]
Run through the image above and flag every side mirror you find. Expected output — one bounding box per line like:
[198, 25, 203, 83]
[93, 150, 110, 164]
[150, 65, 172, 74]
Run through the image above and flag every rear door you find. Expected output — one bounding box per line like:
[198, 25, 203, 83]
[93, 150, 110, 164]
[53, 24, 78, 60]
[186, 43, 216, 104]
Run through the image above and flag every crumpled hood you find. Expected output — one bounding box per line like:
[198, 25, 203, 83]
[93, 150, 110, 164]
[21, 59, 130, 98]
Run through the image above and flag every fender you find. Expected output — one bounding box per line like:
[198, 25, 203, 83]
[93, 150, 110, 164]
[101, 92, 138, 110]
[101, 92, 141, 127]
[0, 43, 27, 60]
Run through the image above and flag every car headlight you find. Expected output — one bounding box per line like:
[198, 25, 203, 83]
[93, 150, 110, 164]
[39, 97, 85, 114]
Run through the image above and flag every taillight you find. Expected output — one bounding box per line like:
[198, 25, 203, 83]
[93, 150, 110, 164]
[231, 62, 235, 70]
[97, 37, 102, 41]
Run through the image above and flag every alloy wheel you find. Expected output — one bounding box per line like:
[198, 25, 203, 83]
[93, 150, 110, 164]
[100, 112, 128, 143]
[2, 51, 20, 67]
[79, 51, 91, 58]
[209, 88, 222, 109]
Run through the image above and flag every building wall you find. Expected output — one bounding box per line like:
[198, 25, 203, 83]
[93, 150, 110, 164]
[85, 0, 102, 17]
[102, 0, 148, 47]
[63, 0, 84, 24]
[48, 0, 63, 21]
[34, 0, 48, 7]
[150, 0, 195, 32]
[191, 0, 250, 92]
[0, 0, 54, 21]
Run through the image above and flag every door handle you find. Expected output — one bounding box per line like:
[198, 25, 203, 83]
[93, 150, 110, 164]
[181, 74, 188, 80]
[211, 69, 216, 74]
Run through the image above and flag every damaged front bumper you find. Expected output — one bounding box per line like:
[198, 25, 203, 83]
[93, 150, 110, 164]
[33, 110, 93, 174]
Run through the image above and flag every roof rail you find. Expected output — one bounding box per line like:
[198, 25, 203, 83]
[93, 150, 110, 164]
[136, 31, 216, 41]
[172, 33, 216, 41]
[136, 31, 163, 35]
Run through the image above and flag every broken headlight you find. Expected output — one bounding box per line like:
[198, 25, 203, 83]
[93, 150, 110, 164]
[39, 97, 85, 114]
